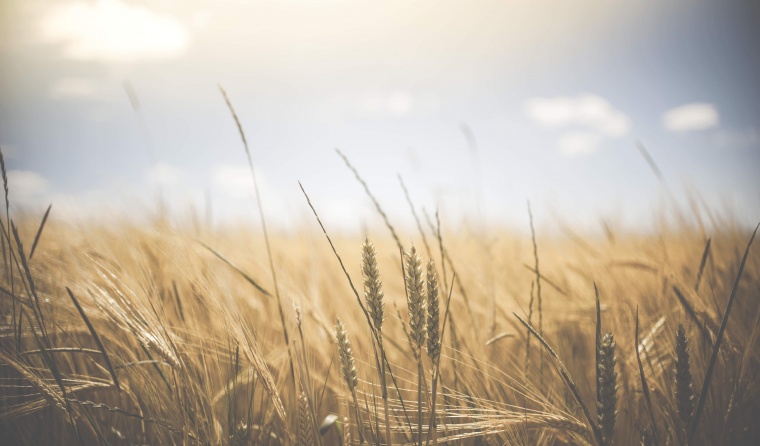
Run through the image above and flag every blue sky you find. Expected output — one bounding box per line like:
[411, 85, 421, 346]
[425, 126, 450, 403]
[1, 0, 759, 232]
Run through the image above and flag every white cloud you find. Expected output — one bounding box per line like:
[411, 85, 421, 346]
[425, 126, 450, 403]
[525, 94, 630, 137]
[7, 170, 48, 201]
[662, 103, 719, 132]
[525, 94, 630, 156]
[40, 0, 189, 63]
[149, 163, 182, 186]
[558, 132, 603, 156]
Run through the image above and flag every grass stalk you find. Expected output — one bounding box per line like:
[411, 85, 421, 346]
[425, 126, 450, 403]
[688, 222, 759, 443]
[219, 85, 296, 394]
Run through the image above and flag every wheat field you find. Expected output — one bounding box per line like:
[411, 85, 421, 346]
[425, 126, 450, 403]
[1, 149, 759, 445]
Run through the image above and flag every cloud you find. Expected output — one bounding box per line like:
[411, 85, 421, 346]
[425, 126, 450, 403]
[7, 170, 48, 201]
[40, 0, 189, 63]
[558, 132, 603, 156]
[525, 94, 630, 137]
[525, 94, 630, 156]
[662, 103, 719, 132]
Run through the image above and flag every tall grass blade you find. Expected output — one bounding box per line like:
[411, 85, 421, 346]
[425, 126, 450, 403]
[219, 85, 295, 392]
[29, 204, 51, 260]
[197, 241, 272, 298]
[694, 238, 711, 292]
[66, 287, 120, 391]
[514, 312, 601, 445]
[635, 308, 660, 446]
[688, 222, 759, 443]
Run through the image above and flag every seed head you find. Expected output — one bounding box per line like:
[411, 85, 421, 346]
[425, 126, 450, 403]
[297, 391, 314, 446]
[335, 318, 358, 391]
[404, 245, 426, 355]
[362, 238, 385, 334]
[675, 324, 695, 429]
[426, 258, 441, 364]
[597, 332, 617, 445]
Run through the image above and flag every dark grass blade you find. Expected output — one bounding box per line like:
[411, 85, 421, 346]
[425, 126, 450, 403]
[16, 305, 24, 347]
[688, 222, 759, 443]
[172, 280, 185, 322]
[514, 312, 602, 445]
[66, 287, 120, 391]
[527, 201, 544, 381]
[635, 307, 661, 446]
[523, 265, 568, 297]
[29, 204, 51, 260]
[672, 285, 712, 341]
[317, 352, 335, 414]
[694, 238, 711, 292]
[24, 311, 70, 409]
[595, 282, 602, 412]
[635, 141, 666, 186]
[197, 240, 272, 298]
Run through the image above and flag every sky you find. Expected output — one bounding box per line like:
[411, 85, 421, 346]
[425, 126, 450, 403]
[1, 0, 759, 233]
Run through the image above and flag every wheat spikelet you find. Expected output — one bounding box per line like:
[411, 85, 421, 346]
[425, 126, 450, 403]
[298, 391, 315, 446]
[295, 304, 303, 330]
[404, 245, 426, 356]
[426, 258, 441, 364]
[675, 323, 695, 430]
[362, 237, 385, 334]
[343, 415, 351, 445]
[335, 318, 358, 392]
[597, 332, 617, 445]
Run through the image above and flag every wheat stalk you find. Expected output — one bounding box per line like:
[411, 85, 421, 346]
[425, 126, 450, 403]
[404, 244, 427, 446]
[335, 318, 365, 444]
[362, 237, 392, 445]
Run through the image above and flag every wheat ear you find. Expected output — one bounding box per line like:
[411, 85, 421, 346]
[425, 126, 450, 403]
[361, 237, 392, 445]
[597, 332, 617, 446]
[404, 245, 427, 446]
[298, 391, 315, 446]
[362, 238, 385, 334]
[335, 318, 364, 444]
[675, 324, 695, 431]
[426, 258, 441, 365]
[405, 245, 427, 357]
